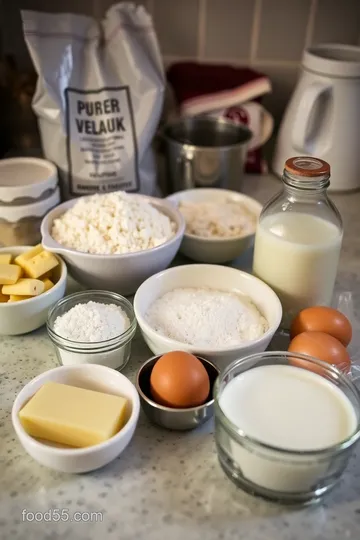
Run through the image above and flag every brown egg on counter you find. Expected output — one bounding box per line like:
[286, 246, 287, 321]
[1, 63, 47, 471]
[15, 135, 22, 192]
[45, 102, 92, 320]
[288, 331, 351, 374]
[150, 351, 210, 408]
[290, 306, 352, 347]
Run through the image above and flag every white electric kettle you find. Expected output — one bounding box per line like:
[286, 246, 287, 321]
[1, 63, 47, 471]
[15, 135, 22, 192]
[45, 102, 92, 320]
[273, 44, 360, 191]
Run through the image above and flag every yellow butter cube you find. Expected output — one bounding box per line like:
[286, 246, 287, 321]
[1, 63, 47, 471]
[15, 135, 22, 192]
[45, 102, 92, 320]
[0, 254, 12, 264]
[0, 293, 9, 302]
[2, 278, 44, 296]
[42, 278, 54, 292]
[15, 244, 44, 268]
[21, 251, 59, 279]
[8, 295, 33, 302]
[0, 264, 22, 285]
[19, 382, 128, 448]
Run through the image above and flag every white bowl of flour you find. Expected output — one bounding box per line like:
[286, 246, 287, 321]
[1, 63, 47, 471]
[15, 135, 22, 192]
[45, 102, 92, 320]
[133, 265, 282, 369]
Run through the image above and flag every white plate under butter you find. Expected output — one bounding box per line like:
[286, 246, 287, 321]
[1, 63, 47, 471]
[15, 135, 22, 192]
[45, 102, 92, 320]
[12, 364, 140, 473]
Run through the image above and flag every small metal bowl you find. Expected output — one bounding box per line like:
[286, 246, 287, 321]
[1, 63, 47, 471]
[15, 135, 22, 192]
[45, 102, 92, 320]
[136, 355, 220, 431]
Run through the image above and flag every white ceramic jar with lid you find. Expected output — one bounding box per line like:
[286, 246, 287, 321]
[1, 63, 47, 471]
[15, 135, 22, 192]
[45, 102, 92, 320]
[0, 157, 60, 246]
[253, 156, 342, 330]
[0, 157, 58, 203]
[0, 188, 60, 247]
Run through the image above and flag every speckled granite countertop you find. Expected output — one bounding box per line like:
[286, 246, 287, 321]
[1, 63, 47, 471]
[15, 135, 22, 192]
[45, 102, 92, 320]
[1, 175, 360, 540]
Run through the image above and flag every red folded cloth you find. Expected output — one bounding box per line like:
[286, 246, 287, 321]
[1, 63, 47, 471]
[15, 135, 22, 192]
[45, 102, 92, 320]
[166, 62, 271, 116]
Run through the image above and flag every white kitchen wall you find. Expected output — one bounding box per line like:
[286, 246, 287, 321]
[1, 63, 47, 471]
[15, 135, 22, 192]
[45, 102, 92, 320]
[1, 0, 360, 125]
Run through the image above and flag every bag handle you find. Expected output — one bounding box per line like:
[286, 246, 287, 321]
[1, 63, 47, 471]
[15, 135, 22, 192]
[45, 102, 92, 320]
[292, 82, 331, 152]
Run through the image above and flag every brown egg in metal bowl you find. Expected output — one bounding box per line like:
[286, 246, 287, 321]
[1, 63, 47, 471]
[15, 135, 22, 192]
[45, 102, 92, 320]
[135, 353, 220, 431]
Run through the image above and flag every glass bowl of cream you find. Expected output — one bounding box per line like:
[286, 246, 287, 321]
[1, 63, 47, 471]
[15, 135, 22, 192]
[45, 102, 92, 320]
[47, 290, 137, 370]
[214, 351, 360, 505]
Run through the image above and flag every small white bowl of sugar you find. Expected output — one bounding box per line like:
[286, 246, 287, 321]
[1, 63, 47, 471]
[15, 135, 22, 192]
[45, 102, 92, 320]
[166, 188, 262, 264]
[47, 290, 137, 370]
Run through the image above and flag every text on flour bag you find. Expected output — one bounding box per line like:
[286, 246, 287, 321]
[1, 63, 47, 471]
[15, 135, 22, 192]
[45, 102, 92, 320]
[21, 3, 165, 199]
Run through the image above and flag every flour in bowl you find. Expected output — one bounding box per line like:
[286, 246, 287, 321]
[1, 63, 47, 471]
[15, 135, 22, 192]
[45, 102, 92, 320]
[145, 287, 268, 348]
[54, 301, 130, 342]
[179, 200, 256, 238]
[51, 192, 175, 255]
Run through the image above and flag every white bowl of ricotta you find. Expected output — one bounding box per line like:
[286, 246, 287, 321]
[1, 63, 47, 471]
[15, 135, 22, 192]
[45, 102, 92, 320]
[41, 192, 185, 295]
[133, 264, 282, 369]
[166, 188, 262, 263]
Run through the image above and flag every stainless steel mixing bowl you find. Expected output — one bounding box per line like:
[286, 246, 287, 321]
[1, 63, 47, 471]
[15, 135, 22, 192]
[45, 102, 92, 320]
[163, 116, 252, 193]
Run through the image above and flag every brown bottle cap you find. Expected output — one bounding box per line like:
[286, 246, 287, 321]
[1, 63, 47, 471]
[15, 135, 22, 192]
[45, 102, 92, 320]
[285, 156, 330, 177]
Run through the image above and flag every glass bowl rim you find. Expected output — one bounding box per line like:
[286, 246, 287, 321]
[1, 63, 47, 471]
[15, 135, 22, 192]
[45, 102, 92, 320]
[214, 350, 360, 457]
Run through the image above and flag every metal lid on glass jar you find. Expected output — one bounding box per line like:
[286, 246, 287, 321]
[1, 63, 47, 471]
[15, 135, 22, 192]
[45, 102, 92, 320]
[0, 157, 58, 204]
[285, 156, 330, 177]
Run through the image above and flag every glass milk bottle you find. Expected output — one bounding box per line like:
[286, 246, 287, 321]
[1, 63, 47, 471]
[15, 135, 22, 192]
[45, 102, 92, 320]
[253, 156, 343, 330]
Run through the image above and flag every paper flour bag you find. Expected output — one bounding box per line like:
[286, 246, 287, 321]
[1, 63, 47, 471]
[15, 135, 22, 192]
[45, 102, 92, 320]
[21, 3, 165, 199]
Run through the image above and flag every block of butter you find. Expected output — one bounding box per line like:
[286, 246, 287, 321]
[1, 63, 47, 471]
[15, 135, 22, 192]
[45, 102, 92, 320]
[8, 295, 33, 302]
[18, 250, 58, 279]
[2, 278, 44, 296]
[19, 381, 128, 448]
[0, 254, 12, 264]
[15, 244, 43, 267]
[42, 278, 54, 292]
[0, 264, 22, 285]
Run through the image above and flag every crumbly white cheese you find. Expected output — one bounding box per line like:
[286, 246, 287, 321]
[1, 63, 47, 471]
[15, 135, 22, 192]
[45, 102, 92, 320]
[179, 200, 256, 238]
[145, 287, 268, 348]
[53, 301, 130, 342]
[51, 192, 175, 254]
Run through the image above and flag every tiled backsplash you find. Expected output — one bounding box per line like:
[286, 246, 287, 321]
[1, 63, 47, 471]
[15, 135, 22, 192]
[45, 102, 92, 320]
[1, 0, 360, 125]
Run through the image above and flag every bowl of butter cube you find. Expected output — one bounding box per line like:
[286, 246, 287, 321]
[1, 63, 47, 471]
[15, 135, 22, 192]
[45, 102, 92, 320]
[12, 363, 140, 473]
[0, 244, 67, 335]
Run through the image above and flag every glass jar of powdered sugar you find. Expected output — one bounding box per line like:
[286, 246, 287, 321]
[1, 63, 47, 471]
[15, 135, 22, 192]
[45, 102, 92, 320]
[47, 291, 137, 370]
